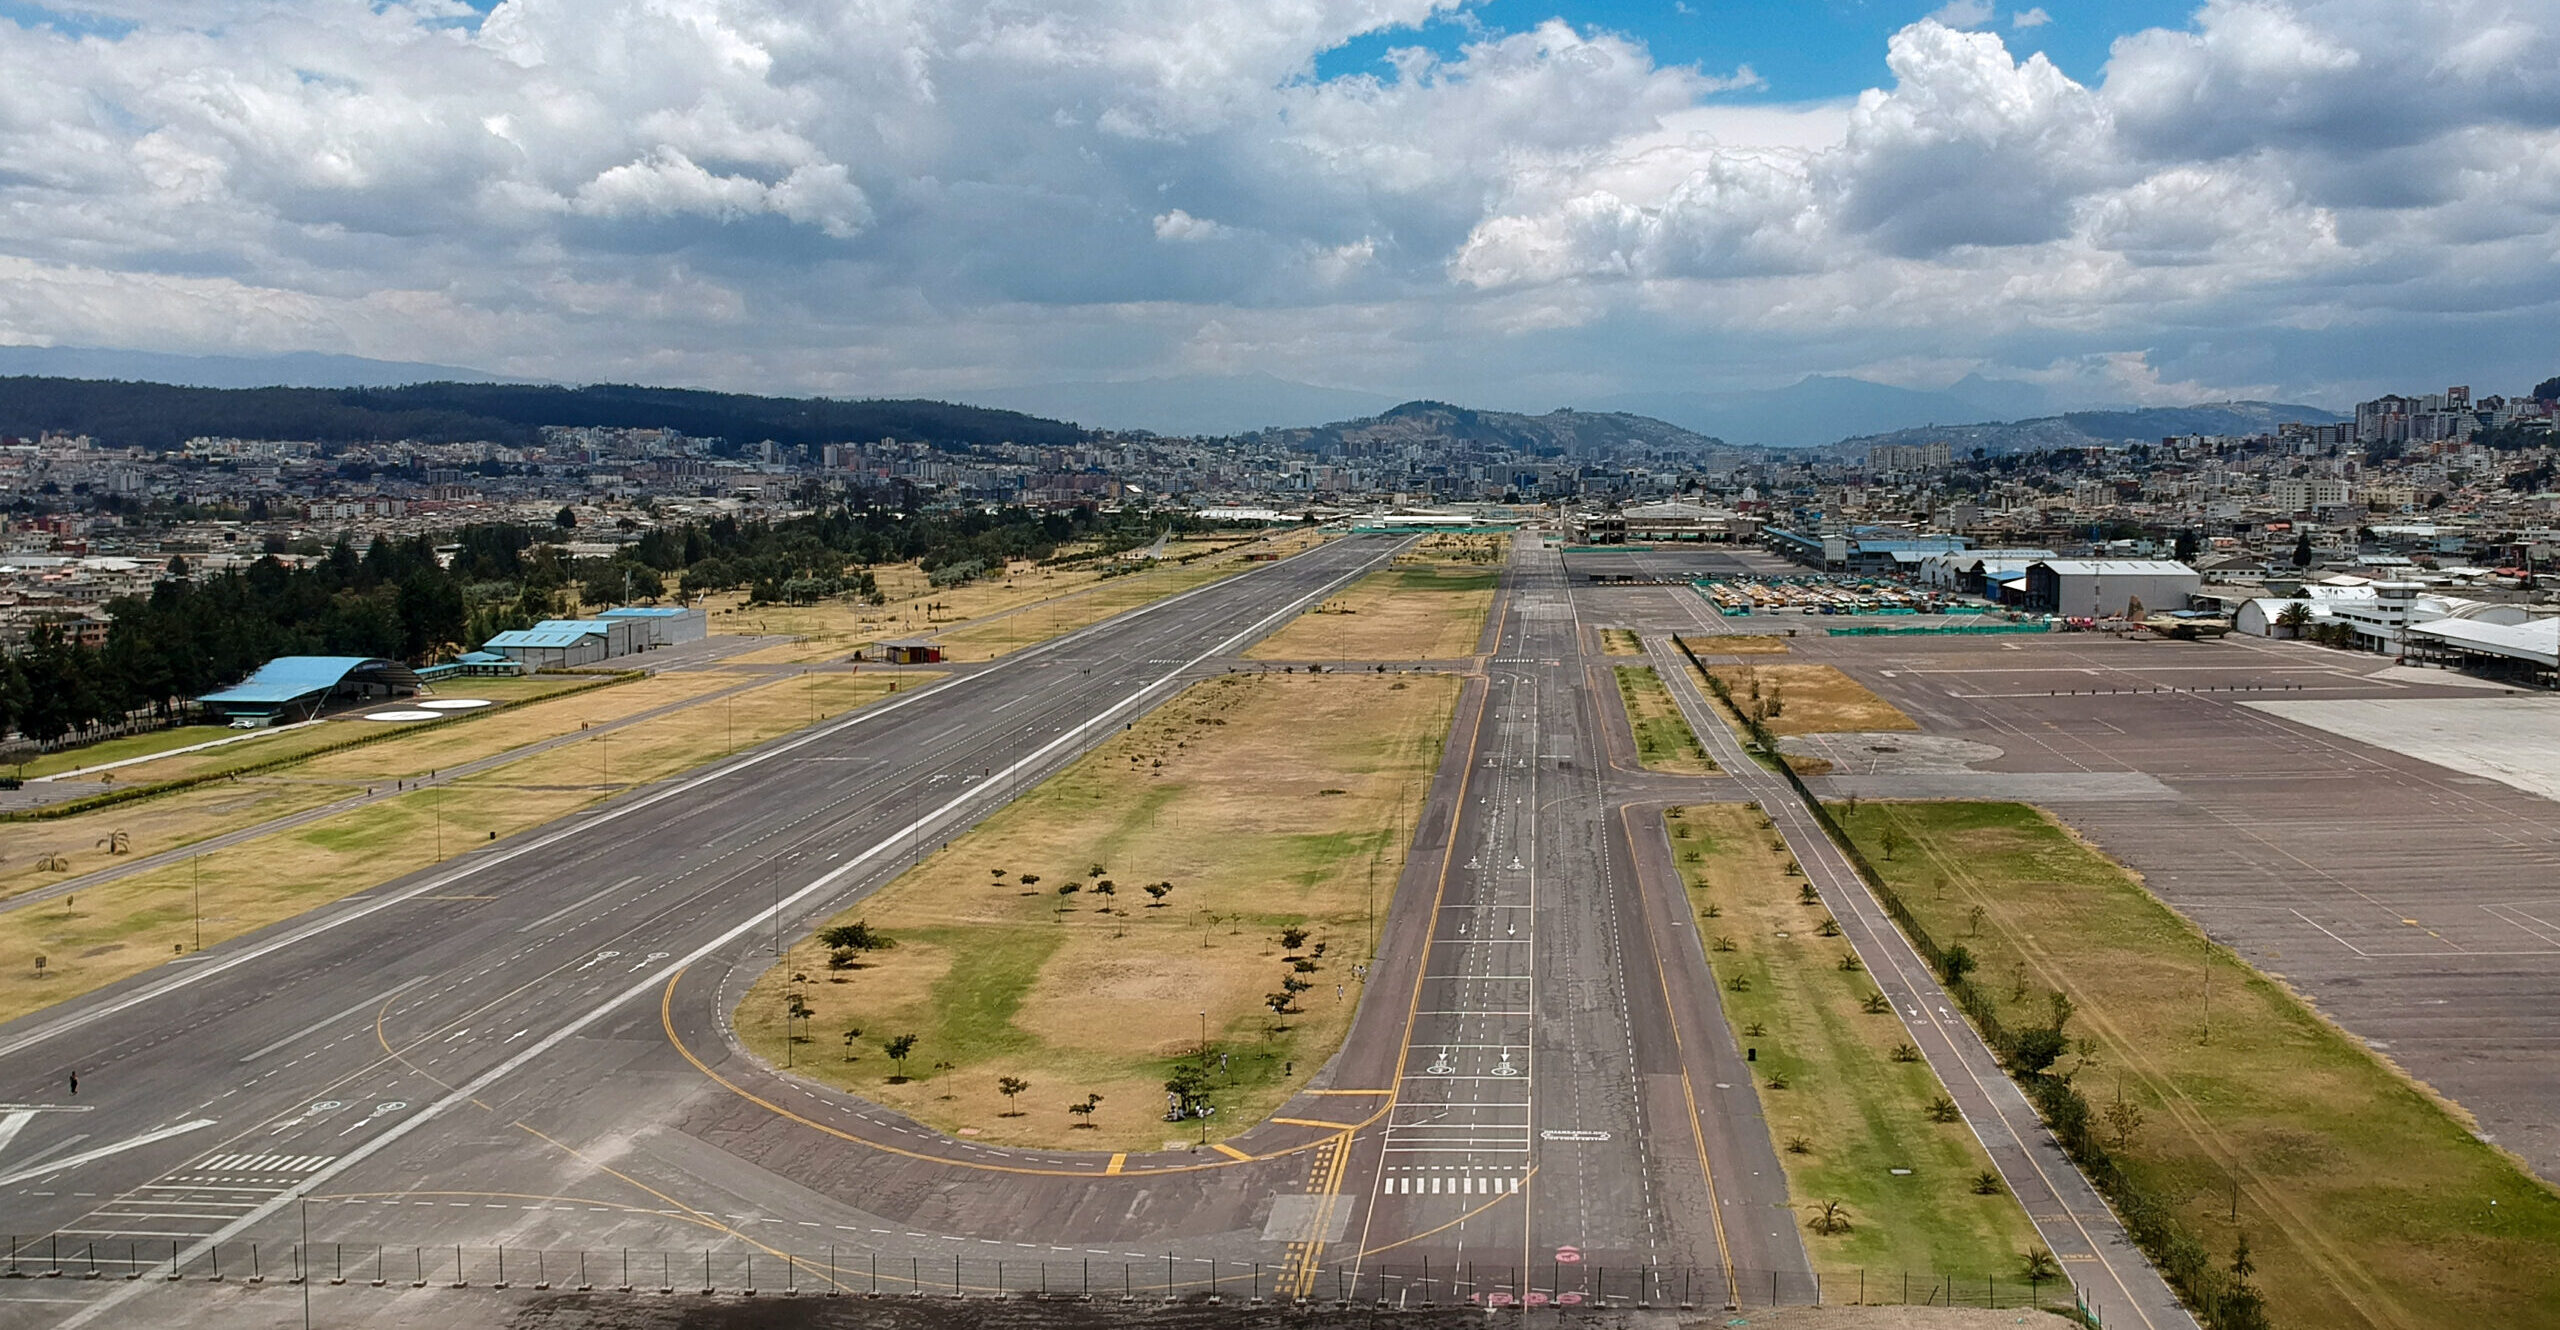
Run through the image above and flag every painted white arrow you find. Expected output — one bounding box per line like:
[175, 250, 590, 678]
[0, 1117, 215, 1187]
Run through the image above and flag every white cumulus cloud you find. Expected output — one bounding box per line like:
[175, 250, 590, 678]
[0, 0, 2543, 407]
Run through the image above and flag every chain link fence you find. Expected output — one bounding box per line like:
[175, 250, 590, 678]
[3, 1236, 2093, 1319]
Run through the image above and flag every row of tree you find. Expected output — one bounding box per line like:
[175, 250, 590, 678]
[5, 503, 1226, 743]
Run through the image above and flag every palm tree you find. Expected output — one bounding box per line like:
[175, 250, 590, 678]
[1808, 1200, 1852, 1235]
[2276, 600, 2312, 638]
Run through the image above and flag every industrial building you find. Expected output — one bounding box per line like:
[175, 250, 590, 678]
[2230, 581, 2535, 650]
[482, 618, 634, 668]
[1571, 502, 1756, 544]
[1762, 526, 1970, 573]
[480, 605, 708, 667]
[597, 605, 708, 647]
[197, 656, 424, 723]
[2019, 559, 2201, 619]
[2404, 617, 2560, 687]
[1914, 549, 2058, 595]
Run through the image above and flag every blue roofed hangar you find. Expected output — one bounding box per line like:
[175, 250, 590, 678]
[196, 656, 424, 723]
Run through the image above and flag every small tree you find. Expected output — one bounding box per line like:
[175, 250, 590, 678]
[820, 921, 894, 952]
[997, 1076, 1030, 1114]
[1878, 826, 1903, 860]
[1165, 1063, 1212, 1119]
[841, 1025, 864, 1060]
[1808, 1200, 1852, 1235]
[2102, 1092, 2146, 1151]
[2021, 1248, 2059, 1283]
[1279, 925, 1310, 951]
[1067, 1092, 1103, 1126]
[883, 1033, 918, 1080]
[1144, 882, 1173, 907]
[1264, 992, 1295, 1017]
[1939, 944, 1977, 986]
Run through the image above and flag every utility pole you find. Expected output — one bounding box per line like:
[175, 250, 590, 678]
[192, 856, 201, 952]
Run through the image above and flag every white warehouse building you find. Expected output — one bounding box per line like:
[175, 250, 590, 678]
[2020, 560, 2202, 619]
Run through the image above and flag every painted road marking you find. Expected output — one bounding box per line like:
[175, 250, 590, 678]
[1539, 1129, 1611, 1142]
[238, 978, 427, 1062]
[192, 1154, 335, 1174]
[0, 1119, 216, 1187]
[1386, 1176, 1522, 1195]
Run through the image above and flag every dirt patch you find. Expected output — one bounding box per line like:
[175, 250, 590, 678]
[1697, 634, 1793, 654]
[1706, 665, 1917, 737]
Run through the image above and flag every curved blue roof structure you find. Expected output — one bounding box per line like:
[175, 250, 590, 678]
[198, 656, 423, 711]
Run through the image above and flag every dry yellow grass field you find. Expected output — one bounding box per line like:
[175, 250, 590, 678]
[0, 782, 344, 904]
[1706, 664, 1918, 736]
[704, 531, 1324, 665]
[0, 669, 918, 1026]
[1246, 561, 1499, 660]
[3, 674, 657, 895]
[734, 671, 1458, 1152]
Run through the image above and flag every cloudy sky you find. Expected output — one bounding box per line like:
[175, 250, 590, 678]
[0, 0, 2552, 411]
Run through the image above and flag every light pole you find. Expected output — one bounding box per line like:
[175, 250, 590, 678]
[192, 856, 201, 952]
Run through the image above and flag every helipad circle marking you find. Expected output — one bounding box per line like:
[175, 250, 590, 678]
[417, 698, 493, 710]
[364, 710, 441, 722]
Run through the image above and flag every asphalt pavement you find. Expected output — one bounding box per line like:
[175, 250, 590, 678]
[0, 534, 1410, 1328]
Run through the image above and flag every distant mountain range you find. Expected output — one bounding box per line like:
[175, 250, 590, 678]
[1591, 374, 2072, 449]
[0, 378, 1081, 452]
[0, 344, 2350, 459]
[0, 345, 521, 389]
[1836, 400, 2347, 458]
[1243, 399, 1729, 458]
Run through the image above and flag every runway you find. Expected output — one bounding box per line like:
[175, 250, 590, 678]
[0, 535, 1413, 1326]
[0, 530, 1818, 1326]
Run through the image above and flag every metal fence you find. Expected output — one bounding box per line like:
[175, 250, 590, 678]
[1, 1237, 2093, 1318]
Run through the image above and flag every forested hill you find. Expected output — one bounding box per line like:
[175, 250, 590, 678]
[0, 378, 1086, 452]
